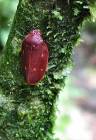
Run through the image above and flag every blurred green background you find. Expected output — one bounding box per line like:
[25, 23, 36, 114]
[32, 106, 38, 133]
[0, 0, 18, 49]
[0, 1, 96, 140]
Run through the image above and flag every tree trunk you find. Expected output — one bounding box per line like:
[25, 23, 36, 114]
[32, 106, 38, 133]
[0, 0, 93, 140]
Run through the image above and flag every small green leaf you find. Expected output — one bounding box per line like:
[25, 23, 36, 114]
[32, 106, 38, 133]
[52, 10, 63, 20]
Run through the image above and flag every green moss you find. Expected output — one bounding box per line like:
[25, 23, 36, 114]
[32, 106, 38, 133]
[0, 0, 91, 140]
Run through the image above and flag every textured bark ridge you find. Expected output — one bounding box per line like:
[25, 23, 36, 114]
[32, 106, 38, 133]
[0, 0, 92, 140]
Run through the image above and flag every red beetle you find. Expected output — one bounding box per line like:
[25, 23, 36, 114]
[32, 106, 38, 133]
[21, 29, 49, 85]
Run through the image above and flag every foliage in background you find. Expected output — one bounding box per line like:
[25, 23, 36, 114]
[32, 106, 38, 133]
[0, 0, 18, 49]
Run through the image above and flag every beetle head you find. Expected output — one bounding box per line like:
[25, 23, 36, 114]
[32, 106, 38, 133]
[31, 29, 43, 46]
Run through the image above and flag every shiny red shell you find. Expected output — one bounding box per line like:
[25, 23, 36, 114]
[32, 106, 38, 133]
[21, 29, 49, 85]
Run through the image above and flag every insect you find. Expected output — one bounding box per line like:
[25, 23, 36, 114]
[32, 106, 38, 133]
[21, 29, 49, 85]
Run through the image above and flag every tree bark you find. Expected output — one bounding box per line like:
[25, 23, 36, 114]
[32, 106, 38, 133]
[0, 0, 92, 140]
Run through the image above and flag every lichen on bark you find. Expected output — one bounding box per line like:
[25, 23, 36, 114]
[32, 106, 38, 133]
[0, 0, 92, 140]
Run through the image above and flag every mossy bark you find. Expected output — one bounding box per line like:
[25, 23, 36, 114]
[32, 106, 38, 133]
[0, 0, 91, 140]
